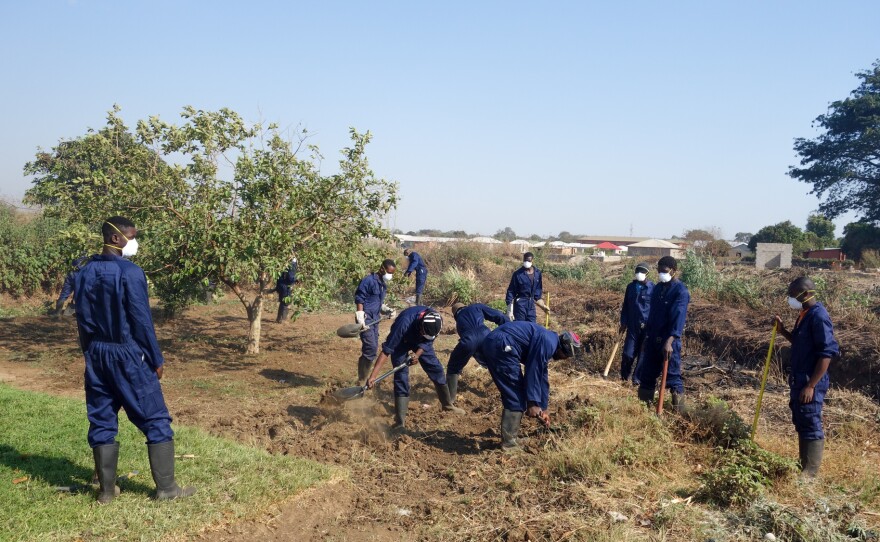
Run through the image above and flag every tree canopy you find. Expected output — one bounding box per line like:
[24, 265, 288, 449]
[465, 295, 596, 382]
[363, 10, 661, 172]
[25, 106, 398, 353]
[789, 60, 880, 224]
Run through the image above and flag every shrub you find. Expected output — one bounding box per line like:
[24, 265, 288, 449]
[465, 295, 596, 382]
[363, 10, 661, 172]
[699, 440, 797, 507]
[0, 206, 78, 296]
[862, 249, 880, 269]
[431, 266, 479, 305]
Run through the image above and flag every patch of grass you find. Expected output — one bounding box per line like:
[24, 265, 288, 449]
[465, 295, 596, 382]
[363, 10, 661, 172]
[698, 440, 797, 507]
[0, 383, 331, 542]
[428, 266, 479, 305]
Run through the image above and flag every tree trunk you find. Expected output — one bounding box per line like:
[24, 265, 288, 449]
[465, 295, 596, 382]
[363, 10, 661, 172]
[246, 296, 263, 354]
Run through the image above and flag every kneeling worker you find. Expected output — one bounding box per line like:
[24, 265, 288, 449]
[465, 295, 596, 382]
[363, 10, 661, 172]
[480, 321, 581, 450]
[366, 307, 465, 430]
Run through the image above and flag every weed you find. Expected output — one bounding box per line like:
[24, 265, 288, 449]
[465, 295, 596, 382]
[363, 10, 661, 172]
[698, 440, 797, 507]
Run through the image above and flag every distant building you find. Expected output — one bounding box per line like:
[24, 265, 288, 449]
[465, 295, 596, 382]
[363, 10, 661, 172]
[576, 235, 650, 247]
[728, 242, 754, 259]
[803, 248, 845, 261]
[756, 243, 792, 269]
[626, 239, 684, 259]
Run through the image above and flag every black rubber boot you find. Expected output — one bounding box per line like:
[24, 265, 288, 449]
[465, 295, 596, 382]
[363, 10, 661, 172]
[414, 294, 422, 306]
[637, 387, 654, 406]
[392, 396, 409, 430]
[93, 443, 120, 504]
[620, 355, 634, 381]
[147, 441, 196, 500]
[501, 409, 524, 451]
[800, 438, 824, 478]
[357, 356, 373, 385]
[435, 383, 465, 414]
[446, 373, 460, 404]
[671, 391, 687, 414]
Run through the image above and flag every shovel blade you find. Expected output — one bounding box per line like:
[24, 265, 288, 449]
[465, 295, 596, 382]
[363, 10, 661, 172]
[336, 323, 365, 338]
[331, 385, 367, 401]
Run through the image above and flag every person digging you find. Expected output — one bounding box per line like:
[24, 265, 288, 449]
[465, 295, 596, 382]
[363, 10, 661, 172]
[366, 307, 465, 431]
[479, 321, 581, 451]
[445, 302, 510, 404]
[772, 276, 839, 478]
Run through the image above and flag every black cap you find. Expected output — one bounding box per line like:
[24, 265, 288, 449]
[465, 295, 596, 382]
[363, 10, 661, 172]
[635, 263, 649, 273]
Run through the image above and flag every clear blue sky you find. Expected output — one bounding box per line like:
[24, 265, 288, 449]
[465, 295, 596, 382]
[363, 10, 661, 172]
[1, 1, 878, 240]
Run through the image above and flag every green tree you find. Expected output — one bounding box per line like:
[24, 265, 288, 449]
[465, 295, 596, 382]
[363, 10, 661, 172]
[805, 214, 836, 245]
[734, 232, 753, 243]
[705, 239, 732, 257]
[493, 227, 517, 242]
[26, 106, 398, 354]
[840, 222, 880, 260]
[748, 221, 803, 251]
[789, 60, 880, 224]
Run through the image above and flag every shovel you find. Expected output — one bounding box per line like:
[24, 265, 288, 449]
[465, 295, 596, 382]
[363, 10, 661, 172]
[602, 331, 624, 378]
[656, 351, 670, 416]
[330, 363, 408, 401]
[336, 315, 390, 338]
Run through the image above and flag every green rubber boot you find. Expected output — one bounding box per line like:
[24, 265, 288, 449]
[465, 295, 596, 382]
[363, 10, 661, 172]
[93, 443, 120, 504]
[147, 441, 196, 500]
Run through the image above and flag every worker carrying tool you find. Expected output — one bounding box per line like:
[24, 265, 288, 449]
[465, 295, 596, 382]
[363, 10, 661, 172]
[505, 252, 549, 322]
[366, 307, 465, 431]
[354, 259, 397, 384]
[618, 262, 654, 385]
[403, 248, 428, 306]
[74, 216, 195, 504]
[636, 256, 690, 413]
[445, 302, 510, 404]
[479, 321, 580, 451]
[771, 276, 838, 478]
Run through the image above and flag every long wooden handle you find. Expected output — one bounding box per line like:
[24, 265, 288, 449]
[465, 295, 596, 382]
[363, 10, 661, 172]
[750, 323, 778, 440]
[602, 338, 621, 377]
[656, 352, 670, 415]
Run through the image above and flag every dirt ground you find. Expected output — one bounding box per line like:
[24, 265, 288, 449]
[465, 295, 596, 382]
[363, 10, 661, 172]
[1, 294, 878, 541]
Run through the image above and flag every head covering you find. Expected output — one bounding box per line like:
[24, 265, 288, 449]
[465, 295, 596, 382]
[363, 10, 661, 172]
[556, 331, 582, 359]
[420, 310, 443, 337]
[635, 262, 650, 274]
[451, 302, 466, 315]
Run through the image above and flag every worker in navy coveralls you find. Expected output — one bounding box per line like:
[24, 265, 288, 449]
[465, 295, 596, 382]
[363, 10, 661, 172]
[505, 252, 550, 322]
[637, 256, 690, 412]
[74, 216, 195, 503]
[275, 253, 298, 323]
[403, 248, 428, 306]
[366, 307, 465, 430]
[619, 263, 654, 384]
[479, 321, 580, 450]
[354, 259, 397, 384]
[445, 302, 509, 404]
[772, 276, 839, 477]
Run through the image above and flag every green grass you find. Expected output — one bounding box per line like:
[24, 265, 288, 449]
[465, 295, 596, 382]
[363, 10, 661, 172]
[0, 383, 332, 542]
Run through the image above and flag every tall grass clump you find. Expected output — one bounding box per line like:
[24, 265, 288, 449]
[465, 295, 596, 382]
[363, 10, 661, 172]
[431, 266, 479, 304]
[680, 251, 762, 308]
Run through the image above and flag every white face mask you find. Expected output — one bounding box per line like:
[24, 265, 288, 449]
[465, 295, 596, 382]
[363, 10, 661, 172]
[658, 272, 672, 283]
[382, 273, 393, 283]
[522, 261, 533, 269]
[787, 296, 802, 310]
[422, 334, 436, 341]
[634, 272, 647, 282]
[121, 238, 139, 258]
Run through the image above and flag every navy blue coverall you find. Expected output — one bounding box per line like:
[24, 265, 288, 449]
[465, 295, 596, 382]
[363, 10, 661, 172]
[620, 280, 654, 383]
[447, 304, 510, 375]
[788, 302, 839, 440]
[479, 321, 559, 412]
[380, 306, 446, 397]
[276, 259, 298, 306]
[638, 279, 690, 394]
[405, 251, 428, 296]
[505, 267, 543, 322]
[355, 272, 387, 361]
[74, 254, 174, 448]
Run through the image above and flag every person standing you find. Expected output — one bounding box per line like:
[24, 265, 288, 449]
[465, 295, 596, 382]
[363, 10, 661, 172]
[618, 263, 654, 385]
[366, 307, 465, 431]
[275, 253, 298, 323]
[74, 216, 194, 503]
[445, 302, 510, 404]
[772, 276, 838, 477]
[505, 252, 549, 322]
[479, 321, 580, 450]
[403, 248, 428, 306]
[636, 256, 690, 412]
[354, 259, 397, 384]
